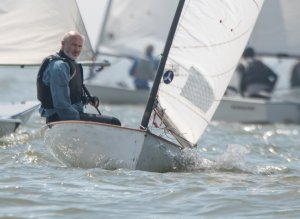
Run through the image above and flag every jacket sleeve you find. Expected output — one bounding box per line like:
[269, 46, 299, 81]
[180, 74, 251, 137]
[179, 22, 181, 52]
[48, 61, 80, 120]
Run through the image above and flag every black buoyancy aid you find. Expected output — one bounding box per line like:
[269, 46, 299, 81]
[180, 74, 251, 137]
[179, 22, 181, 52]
[37, 51, 84, 109]
[244, 60, 276, 85]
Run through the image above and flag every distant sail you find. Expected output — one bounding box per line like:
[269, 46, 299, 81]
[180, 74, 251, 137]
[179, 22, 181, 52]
[97, 0, 179, 58]
[0, 0, 94, 65]
[248, 0, 300, 57]
[156, 0, 264, 148]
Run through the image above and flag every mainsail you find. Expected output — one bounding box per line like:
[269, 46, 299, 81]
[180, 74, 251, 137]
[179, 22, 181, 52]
[153, 0, 264, 148]
[96, 0, 180, 58]
[0, 0, 94, 65]
[247, 0, 300, 57]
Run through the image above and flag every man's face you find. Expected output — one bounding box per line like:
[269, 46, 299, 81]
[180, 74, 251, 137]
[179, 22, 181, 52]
[62, 35, 83, 60]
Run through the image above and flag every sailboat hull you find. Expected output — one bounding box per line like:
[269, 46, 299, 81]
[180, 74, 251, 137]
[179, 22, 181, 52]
[43, 121, 184, 172]
[0, 101, 40, 137]
[213, 96, 300, 124]
[0, 118, 21, 138]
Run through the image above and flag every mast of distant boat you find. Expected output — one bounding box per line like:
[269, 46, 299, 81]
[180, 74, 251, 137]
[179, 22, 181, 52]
[88, 0, 113, 77]
[140, 0, 185, 129]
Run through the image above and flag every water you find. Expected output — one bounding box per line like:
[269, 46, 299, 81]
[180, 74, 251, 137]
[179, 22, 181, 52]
[1, 69, 300, 218]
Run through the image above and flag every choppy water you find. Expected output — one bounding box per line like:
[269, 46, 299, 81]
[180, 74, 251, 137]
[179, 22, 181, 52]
[1, 69, 300, 218]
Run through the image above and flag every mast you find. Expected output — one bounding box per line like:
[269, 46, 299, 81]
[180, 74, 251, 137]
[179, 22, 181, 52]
[140, 0, 185, 129]
[93, 0, 113, 57]
[88, 0, 113, 77]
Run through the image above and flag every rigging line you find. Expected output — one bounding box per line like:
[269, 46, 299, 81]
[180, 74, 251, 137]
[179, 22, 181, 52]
[154, 108, 194, 146]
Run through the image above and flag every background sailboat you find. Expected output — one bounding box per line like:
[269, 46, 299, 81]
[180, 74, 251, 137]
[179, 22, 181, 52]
[85, 0, 180, 104]
[213, 0, 300, 124]
[0, 0, 106, 136]
[44, 0, 264, 172]
[0, 118, 21, 138]
[0, 101, 40, 138]
[0, 0, 94, 66]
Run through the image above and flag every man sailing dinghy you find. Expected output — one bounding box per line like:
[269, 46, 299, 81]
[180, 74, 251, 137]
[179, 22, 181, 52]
[37, 31, 121, 125]
[43, 0, 264, 172]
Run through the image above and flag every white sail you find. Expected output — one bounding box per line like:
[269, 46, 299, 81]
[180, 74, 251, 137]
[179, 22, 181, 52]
[156, 0, 264, 147]
[248, 0, 300, 56]
[97, 0, 180, 57]
[0, 0, 94, 65]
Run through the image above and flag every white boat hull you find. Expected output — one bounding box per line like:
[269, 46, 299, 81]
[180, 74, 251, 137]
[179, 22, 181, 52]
[0, 101, 40, 137]
[213, 96, 300, 124]
[0, 101, 40, 123]
[86, 85, 149, 105]
[43, 121, 185, 172]
[0, 118, 21, 138]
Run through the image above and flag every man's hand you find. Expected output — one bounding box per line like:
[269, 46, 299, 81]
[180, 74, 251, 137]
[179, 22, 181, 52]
[89, 96, 100, 108]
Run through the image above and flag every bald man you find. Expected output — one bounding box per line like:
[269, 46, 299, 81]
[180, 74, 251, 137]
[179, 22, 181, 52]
[37, 31, 101, 123]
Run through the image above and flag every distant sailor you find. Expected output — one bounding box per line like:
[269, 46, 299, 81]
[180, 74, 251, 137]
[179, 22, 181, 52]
[290, 61, 300, 88]
[37, 31, 121, 125]
[129, 44, 159, 90]
[238, 47, 278, 99]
